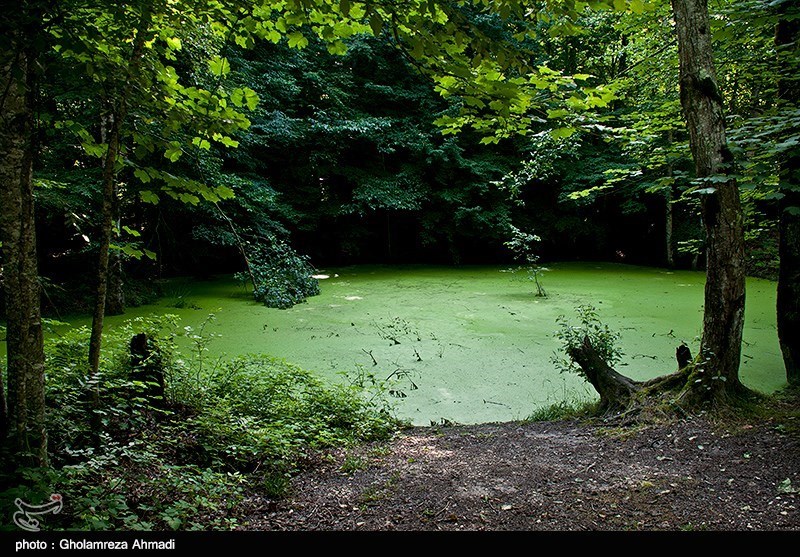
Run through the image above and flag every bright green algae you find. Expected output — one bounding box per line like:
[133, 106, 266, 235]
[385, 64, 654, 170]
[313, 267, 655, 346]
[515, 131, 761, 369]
[12, 262, 783, 425]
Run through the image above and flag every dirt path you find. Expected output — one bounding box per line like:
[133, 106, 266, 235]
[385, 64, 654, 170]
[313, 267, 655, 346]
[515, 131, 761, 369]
[239, 416, 800, 531]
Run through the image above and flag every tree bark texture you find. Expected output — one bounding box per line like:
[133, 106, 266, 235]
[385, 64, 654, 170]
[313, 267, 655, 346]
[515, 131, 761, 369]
[776, 11, 800, 386]
[0, 40, 47, 464]
[671, 0, 746, 399]
[665, 130, 675, 268]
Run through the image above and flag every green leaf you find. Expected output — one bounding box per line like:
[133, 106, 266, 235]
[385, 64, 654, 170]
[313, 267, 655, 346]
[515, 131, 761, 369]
[164, 143, 182, 162]
[547, 109, 570, 119]
[140, 191, 159, 205]
[327, 41, 348, 56]
[550, 127, 577, 139]
[288, 32, 309, 49]
[192, 137, 211, 150]
[218, 136, 240, 148]
[165, 37, 181, 50]
[134, 169, 151, 184]
[369, 13, 383, 36]
[208, 56, 230, 77]
[122, 225, 141, 238]
[215, 186, 235, 200]
[243, 88, 259, 111]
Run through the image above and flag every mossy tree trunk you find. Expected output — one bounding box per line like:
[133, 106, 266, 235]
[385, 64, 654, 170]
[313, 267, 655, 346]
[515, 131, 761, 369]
[0, 19, 47, 465]
[672, 0, 746, 403]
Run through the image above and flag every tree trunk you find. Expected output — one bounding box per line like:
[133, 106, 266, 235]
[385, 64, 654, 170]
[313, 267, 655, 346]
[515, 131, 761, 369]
[88, 10, 150, 389]
[105, 219, 125, 316]
[776, 10, 800, 387]
[671, 0, 746, 401]
[105, 249, 125, 316]
[665, 187, 674, 268]
[87, 114, 122, 384]
[0, 41, 47, 465]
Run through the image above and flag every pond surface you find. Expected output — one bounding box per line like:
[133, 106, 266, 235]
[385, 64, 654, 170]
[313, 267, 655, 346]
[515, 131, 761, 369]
[12, 262, 785, 425]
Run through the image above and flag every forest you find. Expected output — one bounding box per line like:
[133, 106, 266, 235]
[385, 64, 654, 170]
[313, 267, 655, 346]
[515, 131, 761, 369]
[1, 0, 798, 535]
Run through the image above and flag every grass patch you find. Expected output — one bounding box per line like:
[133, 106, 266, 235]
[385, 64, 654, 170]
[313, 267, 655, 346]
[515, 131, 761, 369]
[524, 399, 600, 422]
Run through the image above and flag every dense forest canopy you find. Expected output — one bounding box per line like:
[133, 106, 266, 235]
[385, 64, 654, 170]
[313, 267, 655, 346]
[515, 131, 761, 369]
[0, 0, 798, 532]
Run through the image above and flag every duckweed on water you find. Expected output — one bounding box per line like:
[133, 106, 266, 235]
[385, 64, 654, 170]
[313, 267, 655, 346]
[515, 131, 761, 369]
[30, 262, 784, 425]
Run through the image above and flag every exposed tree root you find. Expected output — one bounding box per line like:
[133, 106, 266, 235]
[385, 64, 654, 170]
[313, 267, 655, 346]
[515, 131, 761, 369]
[570, 335, 761, 425]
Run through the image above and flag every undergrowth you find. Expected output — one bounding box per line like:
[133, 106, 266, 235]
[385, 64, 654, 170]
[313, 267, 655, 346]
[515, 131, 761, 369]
[0, 314, 399, 531]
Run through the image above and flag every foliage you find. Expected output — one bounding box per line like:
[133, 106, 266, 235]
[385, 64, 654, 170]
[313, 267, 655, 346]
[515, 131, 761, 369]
[188, 354, 397, 473]
[235, 240, 320, 309]
[552, 305, 623, 378]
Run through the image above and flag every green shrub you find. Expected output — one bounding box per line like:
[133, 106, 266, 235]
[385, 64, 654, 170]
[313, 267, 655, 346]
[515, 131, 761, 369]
[235, 240, 320, 309]
[189, 355, 397, 488]
[552, 304, 623, 379]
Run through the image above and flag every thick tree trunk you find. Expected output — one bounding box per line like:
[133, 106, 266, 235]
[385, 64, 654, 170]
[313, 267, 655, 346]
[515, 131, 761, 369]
[671, 0, 746, 401]
[0, 44, 47, 464]
[776, 12, 800, 386]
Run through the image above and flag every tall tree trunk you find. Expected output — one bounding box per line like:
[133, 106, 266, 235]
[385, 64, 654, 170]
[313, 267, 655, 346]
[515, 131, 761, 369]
[87, 114, 123, 387]
[100, 114, 125, 317]
[87, 10, 150, 391]
[671, 0, 746, 401]
[0, 40, 47, 465]
[775, 11, 800, 386]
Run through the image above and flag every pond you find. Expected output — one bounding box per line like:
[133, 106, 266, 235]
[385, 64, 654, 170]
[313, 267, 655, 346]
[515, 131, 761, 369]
[9, 262, 785, 425]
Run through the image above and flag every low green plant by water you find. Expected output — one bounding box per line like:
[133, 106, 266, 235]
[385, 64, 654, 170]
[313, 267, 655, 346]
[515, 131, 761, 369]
[552, 304, 623, 378]
[524, 399, 600, 422]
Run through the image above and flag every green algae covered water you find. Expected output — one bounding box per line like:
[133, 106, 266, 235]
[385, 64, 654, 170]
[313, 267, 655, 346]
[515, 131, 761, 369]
[7, 262, 784, 425]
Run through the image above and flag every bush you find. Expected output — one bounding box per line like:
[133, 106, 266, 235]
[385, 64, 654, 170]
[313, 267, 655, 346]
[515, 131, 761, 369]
[188, 355, 397, 481]
[236, 240, 320, 309]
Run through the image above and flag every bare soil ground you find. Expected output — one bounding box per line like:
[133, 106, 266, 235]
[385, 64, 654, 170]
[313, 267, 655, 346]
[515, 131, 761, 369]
[240, 400, 800, 531]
